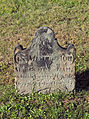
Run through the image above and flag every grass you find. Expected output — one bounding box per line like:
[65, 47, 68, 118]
[0, 85, 89, 119]
[0, 0, 89, 118]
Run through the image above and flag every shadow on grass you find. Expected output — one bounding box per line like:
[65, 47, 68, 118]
[75, 69, 89, 90]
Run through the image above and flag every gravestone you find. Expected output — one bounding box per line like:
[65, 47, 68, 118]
[14, 27, 76, 94]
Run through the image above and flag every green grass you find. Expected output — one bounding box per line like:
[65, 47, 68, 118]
[0, 0, 89, 118]
[0, 85, 89, 119]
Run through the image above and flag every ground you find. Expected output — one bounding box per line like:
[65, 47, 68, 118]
[0, 0, 89, 118]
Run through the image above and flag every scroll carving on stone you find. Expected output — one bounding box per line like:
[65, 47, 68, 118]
[14, 27, 76, 94]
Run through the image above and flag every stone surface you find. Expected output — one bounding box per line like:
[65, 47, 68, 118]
[14, 27, 76, 94]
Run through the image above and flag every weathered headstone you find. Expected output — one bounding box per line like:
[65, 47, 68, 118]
[14, 27, 76, 94]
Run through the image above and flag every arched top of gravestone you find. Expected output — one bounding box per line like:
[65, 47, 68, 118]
[34, 27, 55, 39]
[31, 27, 55, 55]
